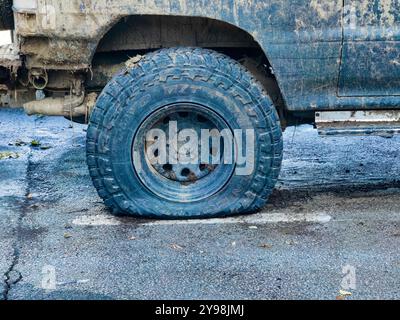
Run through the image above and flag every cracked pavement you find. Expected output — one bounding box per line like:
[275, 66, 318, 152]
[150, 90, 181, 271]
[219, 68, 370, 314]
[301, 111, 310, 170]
[0, 108, 399, 300]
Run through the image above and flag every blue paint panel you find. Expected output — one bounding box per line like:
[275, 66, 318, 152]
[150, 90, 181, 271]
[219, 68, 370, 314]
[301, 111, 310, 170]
[340, 0, 400, 97]
[339, 42, 400, 96]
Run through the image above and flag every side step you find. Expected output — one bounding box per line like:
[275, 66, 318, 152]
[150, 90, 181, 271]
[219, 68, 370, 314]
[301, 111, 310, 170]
[315, 110, 400, 137]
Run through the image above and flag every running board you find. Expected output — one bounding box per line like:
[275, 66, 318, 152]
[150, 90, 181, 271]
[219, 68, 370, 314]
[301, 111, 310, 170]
[315, 111, 400, 137]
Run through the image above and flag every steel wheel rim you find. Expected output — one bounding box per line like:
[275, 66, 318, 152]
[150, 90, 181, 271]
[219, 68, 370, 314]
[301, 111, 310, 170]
[132, 103, 236, 203]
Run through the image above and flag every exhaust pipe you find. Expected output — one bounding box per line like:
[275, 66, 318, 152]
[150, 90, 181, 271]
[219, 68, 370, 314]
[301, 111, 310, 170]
[23, 93, 98, 118]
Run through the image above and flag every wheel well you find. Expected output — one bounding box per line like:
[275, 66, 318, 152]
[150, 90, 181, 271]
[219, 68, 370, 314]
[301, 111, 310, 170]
[91, 15, 287, 126]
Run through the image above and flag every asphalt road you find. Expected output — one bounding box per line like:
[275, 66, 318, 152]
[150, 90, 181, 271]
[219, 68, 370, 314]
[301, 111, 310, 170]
[0, 108, 399, 300]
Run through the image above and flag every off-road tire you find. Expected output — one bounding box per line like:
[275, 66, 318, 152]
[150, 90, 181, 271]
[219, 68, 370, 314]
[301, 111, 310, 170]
[0, 0, 14, 30]
[87, 48, 283, 218]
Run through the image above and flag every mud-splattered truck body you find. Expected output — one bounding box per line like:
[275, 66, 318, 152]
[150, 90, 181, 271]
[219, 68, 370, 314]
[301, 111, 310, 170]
[1, 1, 400, 218]
[2, 0, 400, 114]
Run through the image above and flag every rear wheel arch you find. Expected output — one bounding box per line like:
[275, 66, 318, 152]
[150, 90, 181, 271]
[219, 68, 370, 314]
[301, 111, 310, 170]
[90, 15, 287, 124]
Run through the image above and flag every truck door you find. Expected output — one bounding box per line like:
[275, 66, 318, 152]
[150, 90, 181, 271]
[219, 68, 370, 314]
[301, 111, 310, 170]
[339, 0, 400, 96]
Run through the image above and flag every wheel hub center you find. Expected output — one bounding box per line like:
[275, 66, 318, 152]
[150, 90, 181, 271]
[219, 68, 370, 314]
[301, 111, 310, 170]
[145, 108, 222, 183]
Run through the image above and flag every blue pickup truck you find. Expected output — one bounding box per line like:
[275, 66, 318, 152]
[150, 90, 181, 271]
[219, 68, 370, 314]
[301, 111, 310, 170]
[0, 1, 399, 218]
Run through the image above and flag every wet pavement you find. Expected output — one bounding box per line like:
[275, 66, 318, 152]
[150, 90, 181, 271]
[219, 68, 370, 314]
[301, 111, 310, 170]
[0, 108, 399, 300]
